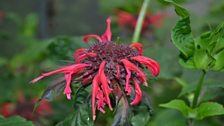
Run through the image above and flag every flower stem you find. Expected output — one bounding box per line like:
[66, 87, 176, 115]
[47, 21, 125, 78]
[192, 70, 206, 108]
[132, 0, 151, 43]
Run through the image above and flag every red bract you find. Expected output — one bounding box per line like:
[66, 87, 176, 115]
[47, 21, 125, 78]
[114, 10, 166, 34]
[31, 18, 160, 120]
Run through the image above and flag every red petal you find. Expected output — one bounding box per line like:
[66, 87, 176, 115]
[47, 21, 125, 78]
[130, 43, 143, 55]
[101, 18, 112, 42]
[124, 67, 132, 95]
[64, 74, 72, 100]
[98, 61, 113, 110]
[83, 34, 102, 42]
[81, 75, 92, 85]
[130, 78, 142, 105]
[74, 48, 87, 58]
[131, 56, 160, 76]
[121, 59, 146, 83]
[115, 64, 120, 78]
[92, 74, 99, 120]
[31, 64, 90, 83]
[75, 52, 97, 63]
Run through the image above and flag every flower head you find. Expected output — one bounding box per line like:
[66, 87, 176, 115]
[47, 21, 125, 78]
[114, 10, 166, 34]
[31, 18, 160, 120]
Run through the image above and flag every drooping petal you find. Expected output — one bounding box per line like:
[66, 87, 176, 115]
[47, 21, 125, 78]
[83, 34, 103, 42]
[96, 87, 106, 113]
[115, 64, 120, 78]
[74, 48, 87, 58]
[130, 43, 143, 55]
[124, 66, 132, 95]
[31, 64, 90, 83]
[75, 52, 97, 63]
[64, 73, 72, 100]
[130, 78, 142, 105]
[131, 56, 160, 76]
[101, 18, 112, 42]
[92, 74, 99, 120]
[98, 61, 113, 110]
[121, 59, 146, 83]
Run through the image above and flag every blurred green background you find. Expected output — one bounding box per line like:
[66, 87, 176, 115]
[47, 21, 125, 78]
[0, 0, 224, 126]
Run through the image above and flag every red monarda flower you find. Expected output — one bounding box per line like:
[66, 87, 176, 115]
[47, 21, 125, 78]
[31, 18, 160, 120]
[115, 10, 166, 33]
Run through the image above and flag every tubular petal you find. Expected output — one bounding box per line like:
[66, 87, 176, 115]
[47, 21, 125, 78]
[124, 67, 132, 95]
[92, 74, 99, 120]
[98, 61, 113, 110]
[64, 74, 72, 100]
[101, 18, 112, 42]
[115, 64, 120, 78]
[31, 64, 90, 83]
[75, 52, 97, 63]
[130, 79, 142, 105]
[131, 56, 160, 76]
[83, 34, 102, 42]
[121, 59, 146, 83]
[74, 48, 87, 58]
[130, 43, 143, 55]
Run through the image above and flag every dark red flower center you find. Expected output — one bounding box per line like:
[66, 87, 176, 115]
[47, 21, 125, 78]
[80, 41, 141, 84]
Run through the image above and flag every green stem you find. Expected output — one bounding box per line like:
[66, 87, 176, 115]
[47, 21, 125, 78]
[132, 0, 151, 43]
[192, 70, 206, 108]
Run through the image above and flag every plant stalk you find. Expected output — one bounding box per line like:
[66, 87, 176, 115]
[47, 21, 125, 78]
[132, 0, 151, 43]
[192, 70, 206, 108]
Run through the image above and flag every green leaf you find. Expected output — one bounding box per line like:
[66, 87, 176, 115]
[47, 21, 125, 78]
[56, 87, 93, 126]
[46, 36, 86, 60]
[195, 102, 224, 120]
[165, 0, 189, 18]
[160, 99, 191, 117]
[171, 17, 195, 59]
[167, 1, 195, 59]
[213, 49, 224, 71]
[112, 98, 132, 126]
[40, 77, 65, 101]
[56, 105, 93, 126]
[0, 116, 34, 126]
[0, 57, 7, 67]
[174, 78, 195, 96]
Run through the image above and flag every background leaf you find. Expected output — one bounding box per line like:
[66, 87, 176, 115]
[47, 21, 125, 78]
[195, 102, 224, 120]
[0, 116, 34, 126]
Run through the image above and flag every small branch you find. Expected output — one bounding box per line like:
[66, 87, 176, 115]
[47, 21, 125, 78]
[192, 70, 206, 108]
[132, 0, 151, 43]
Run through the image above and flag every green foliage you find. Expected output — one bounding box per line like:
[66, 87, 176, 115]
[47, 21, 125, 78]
[167, 0, 224, 71]
[56, 87, 93, 126]
[0, 116, 34, 126]
[196, 102, 224, 120]
[46, 36, 86, 60]
[160, 99, 224, 120]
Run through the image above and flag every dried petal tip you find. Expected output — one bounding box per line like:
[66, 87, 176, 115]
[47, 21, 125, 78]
[30, 76, 45, 83]
[66, 94, 71, 100]
[93, 115, 96, 120]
